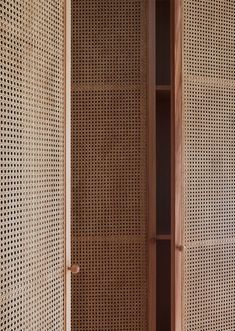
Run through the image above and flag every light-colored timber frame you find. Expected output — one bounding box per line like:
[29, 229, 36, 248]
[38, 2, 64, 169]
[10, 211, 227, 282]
[172, 0, 183, 331]
[65, 0, 72, 330]
[148, 0, 157, 330]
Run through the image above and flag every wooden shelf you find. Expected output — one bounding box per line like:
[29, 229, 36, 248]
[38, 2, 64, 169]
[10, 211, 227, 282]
[156, 85, 171, 99]
[156, 234, 171, 241]
[156, 85, 171, 91]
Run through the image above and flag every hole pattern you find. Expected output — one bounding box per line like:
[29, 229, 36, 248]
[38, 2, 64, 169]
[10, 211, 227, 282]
[72, 0, 146, 86]
[71, 0, 148, 330]
[0, 1, 65, 330]
[183, 1, 235, 330]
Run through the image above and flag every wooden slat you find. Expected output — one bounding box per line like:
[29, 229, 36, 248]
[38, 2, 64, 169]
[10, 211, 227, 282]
[65, 0, 72, 330]
[172, 0, 183, 331]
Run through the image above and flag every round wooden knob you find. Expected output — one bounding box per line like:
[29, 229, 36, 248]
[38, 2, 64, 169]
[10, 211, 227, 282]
[176, 245, 185, 252]
[68, 264, 80, 274]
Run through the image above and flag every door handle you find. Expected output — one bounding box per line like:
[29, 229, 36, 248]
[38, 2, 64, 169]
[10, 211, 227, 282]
[176, 245, 185, 252]
[68, 264, 80, 274]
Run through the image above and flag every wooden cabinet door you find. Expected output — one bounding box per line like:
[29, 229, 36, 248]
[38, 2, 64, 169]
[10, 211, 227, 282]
[0, 1, 71, 330]
[71, 0, 152, 330]
[174, 1, 235, 330]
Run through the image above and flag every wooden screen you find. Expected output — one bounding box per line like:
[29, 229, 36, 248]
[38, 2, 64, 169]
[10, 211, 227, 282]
[182, 0, 235, 330]
[71, 0, 149, 330]
[0, 1, 66, 330]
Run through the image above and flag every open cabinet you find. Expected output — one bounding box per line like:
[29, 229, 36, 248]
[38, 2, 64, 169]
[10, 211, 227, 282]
[70, 0, 235, 330]
[70, 0, 172, 329]
[156, 0, 172, 330]
[71, 0, 235, 330]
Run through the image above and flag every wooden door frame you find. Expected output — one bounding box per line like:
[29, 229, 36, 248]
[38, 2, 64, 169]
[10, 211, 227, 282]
[148, 0, 157, 330]
[65, 0, 72, 330]
[171, 0, 183, 331]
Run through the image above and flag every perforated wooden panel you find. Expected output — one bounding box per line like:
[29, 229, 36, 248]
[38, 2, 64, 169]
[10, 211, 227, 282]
[71, 0, 148, 330]
[182, 1, 235, 330]
[0, 1, 65, 330]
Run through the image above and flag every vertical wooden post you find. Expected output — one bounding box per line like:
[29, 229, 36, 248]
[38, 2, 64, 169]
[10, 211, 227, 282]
[65, 0, 72, 330]
[172, 0, 183, 331]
